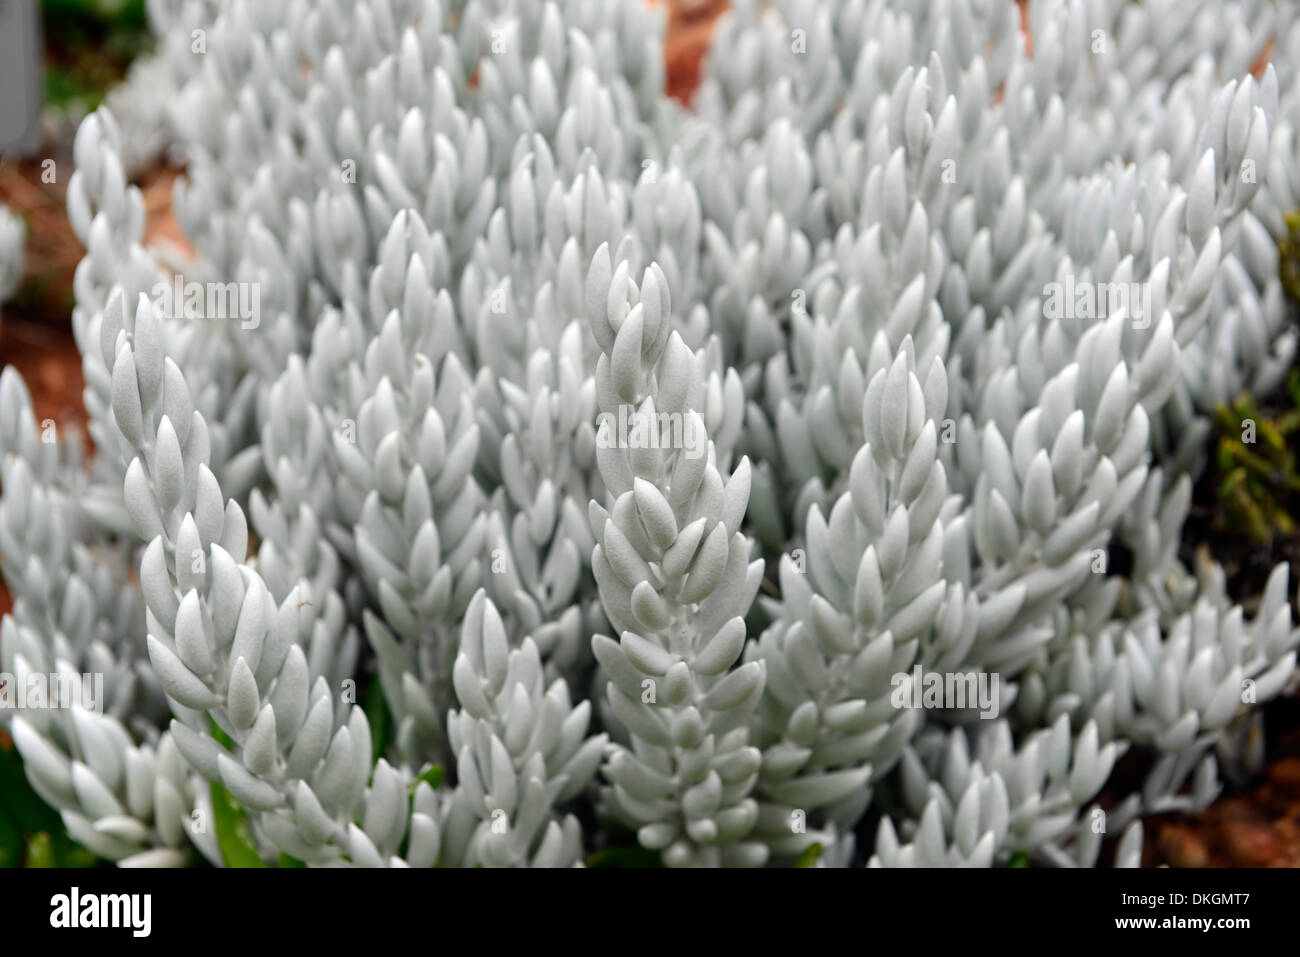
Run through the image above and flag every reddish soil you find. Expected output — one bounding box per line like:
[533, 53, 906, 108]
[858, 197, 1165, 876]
[1148, 723, 1300, 867]
[657, 0, 728, 104]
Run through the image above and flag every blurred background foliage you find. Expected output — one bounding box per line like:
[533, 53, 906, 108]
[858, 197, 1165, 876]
[42, 0, 152, 113]
[0, 734, 104, 867]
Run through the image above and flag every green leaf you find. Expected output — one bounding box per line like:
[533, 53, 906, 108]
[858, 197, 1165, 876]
[24, 831, 55, 868]
[1004, 852, 1029, 868]
[277, 853, 307, 868]
[203, 718, 267, 867]
[795, 841, 824, 868]
[363, 678, 392, 765]
[209, 719, 235, 750]
[413, 765, 444, 792]
[48, 836, 99, 868]
[0, 804, 21, 868]
[585, 844, 663, 868]
[209, 779, 268, 868]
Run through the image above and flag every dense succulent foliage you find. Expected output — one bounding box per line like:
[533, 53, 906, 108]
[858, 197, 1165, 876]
[3, 0, 1300, 868]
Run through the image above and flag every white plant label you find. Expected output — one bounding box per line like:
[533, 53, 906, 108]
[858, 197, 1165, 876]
[0, 0, 42, 154]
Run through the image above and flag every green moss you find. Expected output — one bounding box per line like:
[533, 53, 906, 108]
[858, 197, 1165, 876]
[1280, 210, 1300, 304]
[1210, 371, 1300, 545]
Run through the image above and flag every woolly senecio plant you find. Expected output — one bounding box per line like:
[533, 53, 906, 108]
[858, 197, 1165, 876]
[748, 341, 952, 852]
[442, 589, 605, 867]
[4, 0, 1300, 869]
[585, 243, 768, 867]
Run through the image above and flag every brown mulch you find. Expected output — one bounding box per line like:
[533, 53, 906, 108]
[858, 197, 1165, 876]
[1147, 716, 1300, 867]
[658, 0, 728, 104]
